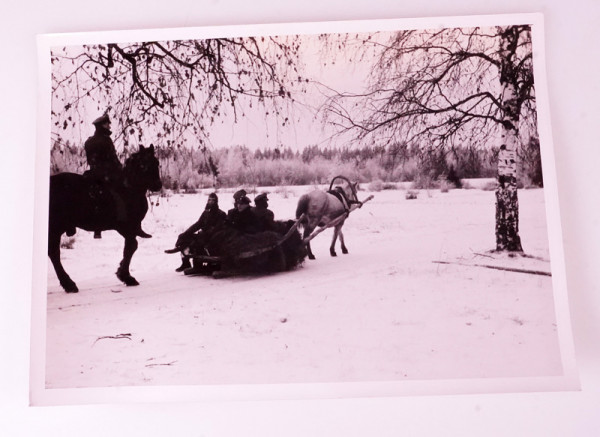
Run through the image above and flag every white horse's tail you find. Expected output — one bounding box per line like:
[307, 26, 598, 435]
[295, 194, 310, 221]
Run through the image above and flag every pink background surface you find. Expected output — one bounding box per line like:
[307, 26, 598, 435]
[2, 1, 599, 435]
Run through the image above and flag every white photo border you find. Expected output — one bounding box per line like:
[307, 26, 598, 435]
[31, 12, 579, 406]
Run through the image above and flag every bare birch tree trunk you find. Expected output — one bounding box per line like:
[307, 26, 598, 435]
[496, 126, 523, 252]
[495, 28, 524, 252]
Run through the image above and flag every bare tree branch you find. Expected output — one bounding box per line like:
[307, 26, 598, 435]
[51, 35, 304, 152]
[320, 26, 536, 151]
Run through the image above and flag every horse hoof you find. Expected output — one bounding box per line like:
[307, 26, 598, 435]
[125, 277, 139, 286]
[116, 270, 139, 286]
[118, 276, 139, 286]
[330, 250, 337, 257]
[342, 248, 348, 254]
[308, 254, 316, 260]
[63, 282, 79, 293]
[119, 274, 139, 286]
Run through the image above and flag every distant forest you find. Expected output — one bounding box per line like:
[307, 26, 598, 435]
[50, 138, 543, 191]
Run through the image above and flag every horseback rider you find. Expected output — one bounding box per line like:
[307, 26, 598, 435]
[84, 113, 122, 183]
[84, 113, 151, 239]
[251, 192, 275, 231]
[174, 192, 226, 272]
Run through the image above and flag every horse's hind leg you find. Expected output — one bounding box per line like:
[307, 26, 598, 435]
[48, 231, 78, 293]
[303, 226, 316, 260]
[116, 236, 140, 286]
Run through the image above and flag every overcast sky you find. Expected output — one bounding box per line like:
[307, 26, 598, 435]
[50, 31, 380, 153]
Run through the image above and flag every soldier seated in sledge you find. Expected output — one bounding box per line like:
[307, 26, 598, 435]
[251, 192, 275, 231]
[226, 189, 247, 220]
[173, 192, 226, 272]
[226, 195, 261, 234]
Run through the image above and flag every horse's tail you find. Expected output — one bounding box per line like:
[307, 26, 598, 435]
[296, 195, 309, 222]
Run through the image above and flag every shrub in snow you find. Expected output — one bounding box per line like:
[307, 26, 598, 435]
[60, 236, 76, 249]
[368, 179, 384, 192]
[405, 190, 419, 200]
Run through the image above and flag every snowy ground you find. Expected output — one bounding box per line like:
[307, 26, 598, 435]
[44, 186, 563, 389]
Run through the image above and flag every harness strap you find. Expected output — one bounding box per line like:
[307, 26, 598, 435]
[327, 188, 349, 212]
[328, 186, 362, 212]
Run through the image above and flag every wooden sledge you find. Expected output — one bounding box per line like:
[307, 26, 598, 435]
[167, 214, 307, 277]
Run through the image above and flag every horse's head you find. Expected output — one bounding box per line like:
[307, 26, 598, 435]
[124, 144, 162, 192]
[349, 181, 359, 201]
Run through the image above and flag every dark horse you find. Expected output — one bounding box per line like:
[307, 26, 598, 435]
[295, 176, 360, 260]
[48, 144, 162, 293]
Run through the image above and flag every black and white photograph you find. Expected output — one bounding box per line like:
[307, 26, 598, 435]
[2, 0, 600, 435]
[29, 14, 579, 406]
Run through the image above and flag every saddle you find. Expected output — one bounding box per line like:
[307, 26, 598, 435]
[85, 178, 121, 217]
[83, 174, 128, 236]
[83, 176, 151, 239]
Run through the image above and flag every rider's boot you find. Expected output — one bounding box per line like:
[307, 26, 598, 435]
[136, 226, 152, 238]
[175, 257, 192, 272]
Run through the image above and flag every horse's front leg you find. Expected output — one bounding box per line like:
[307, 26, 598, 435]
[338, 225, 348, 254]
[116, 235, 140, 286]
[48, 231, 79, 293]
[330, 226, 339, 257]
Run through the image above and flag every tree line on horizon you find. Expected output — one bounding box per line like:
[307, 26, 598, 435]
[49, 137, 542, 191]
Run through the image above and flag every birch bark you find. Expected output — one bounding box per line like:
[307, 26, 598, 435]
[495, 27, 524, 252]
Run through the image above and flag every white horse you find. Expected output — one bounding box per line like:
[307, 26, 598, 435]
[295, 176, 360, 260]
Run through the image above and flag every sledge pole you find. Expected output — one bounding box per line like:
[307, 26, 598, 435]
[303, 195, 374, 244]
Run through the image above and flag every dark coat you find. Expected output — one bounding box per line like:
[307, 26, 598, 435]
[177, 205, 226, 248]
[251, 206, 275, 231]
[186, 206, 227, 234]
[227, 206, 261, 234]
[84, 126, 122, 183]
